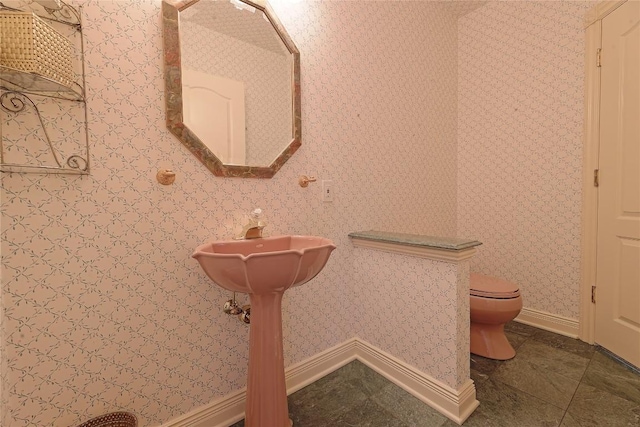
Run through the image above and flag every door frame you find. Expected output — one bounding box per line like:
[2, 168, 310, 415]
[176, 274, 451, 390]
[579, 0, 628, 344]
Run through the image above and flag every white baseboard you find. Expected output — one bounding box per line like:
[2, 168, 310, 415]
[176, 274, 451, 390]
[165, 388, 246, 427]
[161, 338, 477, 427]
[515, 307, 580, 339]
[355, 340, 478, 424]
[285, 339, 359, 394]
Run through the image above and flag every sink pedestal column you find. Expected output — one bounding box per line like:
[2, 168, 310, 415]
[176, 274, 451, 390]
[245, 292, 290, 427]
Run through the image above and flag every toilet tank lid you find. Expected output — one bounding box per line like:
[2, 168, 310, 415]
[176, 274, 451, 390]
[470, 273, 520, 298]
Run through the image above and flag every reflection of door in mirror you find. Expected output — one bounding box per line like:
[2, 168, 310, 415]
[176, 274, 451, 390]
[179, 0, 292, 167]
[182, 70, 246, 165]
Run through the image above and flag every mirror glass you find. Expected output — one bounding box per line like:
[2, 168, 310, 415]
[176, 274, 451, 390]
[162, 0, 301, 178]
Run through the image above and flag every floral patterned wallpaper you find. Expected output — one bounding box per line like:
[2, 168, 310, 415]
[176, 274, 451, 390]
[457, 0, 596, 320]
[342, 0, 466, 388]
[0, 0, 465, 425]
[353, 250, 472, 389]
[0, 0, 594, 425]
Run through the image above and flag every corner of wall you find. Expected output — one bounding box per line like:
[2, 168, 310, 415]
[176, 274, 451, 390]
[455, 0, 596, 321]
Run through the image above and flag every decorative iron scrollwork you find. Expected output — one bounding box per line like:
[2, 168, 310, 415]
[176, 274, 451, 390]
[67, 154, 88, 171]
[1, 88, 88, 171]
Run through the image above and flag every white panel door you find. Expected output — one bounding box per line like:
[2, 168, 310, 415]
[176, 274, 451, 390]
[595, 0, 640, 368]
[182, 70, 246, 165]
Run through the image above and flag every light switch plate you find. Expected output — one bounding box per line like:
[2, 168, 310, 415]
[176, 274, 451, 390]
[322, 180, 333, 202]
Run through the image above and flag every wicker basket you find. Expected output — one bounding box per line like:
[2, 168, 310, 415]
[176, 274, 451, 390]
[0, 11, 74, 88]
[77, 412, 138, 427]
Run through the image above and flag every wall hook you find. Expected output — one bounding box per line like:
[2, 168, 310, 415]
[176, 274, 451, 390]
[157, 169, 176, 185]
[299, 175, 317, 188]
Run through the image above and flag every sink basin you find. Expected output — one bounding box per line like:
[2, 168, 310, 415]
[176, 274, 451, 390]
[192, 235, 336, 427]
[193, 235, 336, 294]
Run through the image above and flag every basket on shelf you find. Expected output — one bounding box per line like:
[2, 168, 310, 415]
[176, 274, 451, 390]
[0, 11, 74, 89]
[77, 412, 138, 427]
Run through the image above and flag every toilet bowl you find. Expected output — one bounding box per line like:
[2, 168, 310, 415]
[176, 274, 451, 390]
[470, 273, 522, 360]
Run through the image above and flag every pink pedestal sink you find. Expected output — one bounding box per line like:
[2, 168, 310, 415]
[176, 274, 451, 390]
[192, 235, 336, 427]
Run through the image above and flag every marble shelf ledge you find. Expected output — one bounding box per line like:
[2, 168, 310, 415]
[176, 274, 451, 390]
[348, 230, 482, 263]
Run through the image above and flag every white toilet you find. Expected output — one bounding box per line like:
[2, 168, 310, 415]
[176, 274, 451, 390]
[469, 273, 523, 360]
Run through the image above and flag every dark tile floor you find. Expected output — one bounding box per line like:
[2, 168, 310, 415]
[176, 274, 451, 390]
[231, 322, 640, 426]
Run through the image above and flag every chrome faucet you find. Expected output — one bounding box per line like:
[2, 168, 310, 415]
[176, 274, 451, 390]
[235, 208, 266, 239]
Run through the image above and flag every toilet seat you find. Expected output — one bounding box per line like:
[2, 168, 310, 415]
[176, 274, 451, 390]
[470, 273, 520, 299]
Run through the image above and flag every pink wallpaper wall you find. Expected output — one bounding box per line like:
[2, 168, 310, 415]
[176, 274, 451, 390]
[0, 0, 597, 424]
[353, 250, 471, 389]
[457, 1, 595, 320]
[342, 0, 467, 389]
[0, 1, 468, 426]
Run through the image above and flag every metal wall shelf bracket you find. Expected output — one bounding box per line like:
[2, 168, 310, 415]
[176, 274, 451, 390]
[0, 1, 89, 175]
